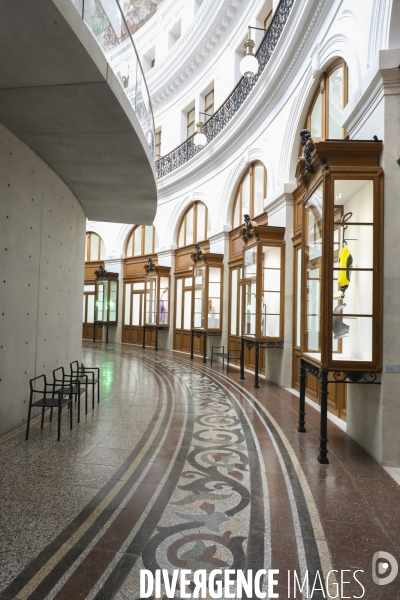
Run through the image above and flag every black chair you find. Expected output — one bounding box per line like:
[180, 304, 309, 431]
[26, 374, 73, 441]
[70, 361, 100, 409]
[211, 346, 240, 373]
[52, 366, 88, 423]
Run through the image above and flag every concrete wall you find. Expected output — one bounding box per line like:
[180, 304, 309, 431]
[0, 123, 85, 436]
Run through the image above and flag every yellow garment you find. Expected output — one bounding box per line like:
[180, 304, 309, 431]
[334, 246, 353, 298]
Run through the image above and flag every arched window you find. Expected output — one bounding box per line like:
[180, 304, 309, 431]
[177, 201, 210, 248]
[86, 232, 105, 261]
[306, 59, 348, 140]
[126, 225, 158, 257]
[232, 162, 266, 228]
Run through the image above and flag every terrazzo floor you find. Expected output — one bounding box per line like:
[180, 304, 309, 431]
[0, 342, 400, 599]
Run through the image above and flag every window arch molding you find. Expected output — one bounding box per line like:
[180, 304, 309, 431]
[231, 161, 267, 229]
[125, 225, 158, 258]
[86, 232, 105, 262]
[177, 201, 210, 248]
[305, 58, 348, 140]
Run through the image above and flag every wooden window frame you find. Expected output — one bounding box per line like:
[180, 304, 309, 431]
[125, 225, 157, 258]
[187, 107, 195, 138]
[86, 232, 105, 262]
[177, 202, 209, 248]
[305, 59, 348, 141]
[204, 90, 214, 122]
[155, 129, 162, 158]
[232, 161, 267, 227]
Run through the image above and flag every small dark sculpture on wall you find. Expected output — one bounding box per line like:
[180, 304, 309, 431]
[299, 129, 315, 174]
[145, 257, 157, 273]
[191, 243, 206, 263]
[95, 265, 107, 277]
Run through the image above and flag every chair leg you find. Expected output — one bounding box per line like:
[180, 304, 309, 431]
[49, 407, 53, 423]
[70, 401, 73, 430]
[26, 401, 32, 440]
[85, 390, 88, 415]
[41, 407, 45, 429]
[77, 394, 80, 424]
[92, 384, 95, 410]
[98, 381, 100, 404]
[211, 352, 213, 367]
[58, 406, 62, 441]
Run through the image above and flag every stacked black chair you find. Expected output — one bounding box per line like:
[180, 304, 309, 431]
[53, 366, 88, 423]
[26, 374, 73, 441]
[70, 361, 100, 409]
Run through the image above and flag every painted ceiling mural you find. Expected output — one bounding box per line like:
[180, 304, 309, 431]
[124, 0, 165, 34]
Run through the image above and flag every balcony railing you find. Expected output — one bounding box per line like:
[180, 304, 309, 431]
[71, 0, 155, 156]
[155, 0, 295, 179]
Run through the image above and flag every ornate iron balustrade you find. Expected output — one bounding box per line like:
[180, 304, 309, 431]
[155, 0, 295, 179]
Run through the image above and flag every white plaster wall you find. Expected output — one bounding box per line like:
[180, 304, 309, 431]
[0, 123, 85, 436]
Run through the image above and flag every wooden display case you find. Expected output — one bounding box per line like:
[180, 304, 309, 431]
[142, 258, 171, 350]
[239, 217, 285, 387]
[294, 131, 383, 463]
[189, 245, 224, 363]
[93, 266, 119, 343]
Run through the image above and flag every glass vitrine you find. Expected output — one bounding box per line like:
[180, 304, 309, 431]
[94, 266, 118, 324]
[241, 226, 285, 342]
[143, 258, 170, 328]
[300, 138, 383, 371]
[191, 248, 223, 332]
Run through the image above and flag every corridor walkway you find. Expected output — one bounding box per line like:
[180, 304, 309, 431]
[1, 344, 400, 599]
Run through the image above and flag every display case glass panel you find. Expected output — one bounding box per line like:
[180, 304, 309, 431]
[230, 269, 238, 336]
[193, 266, 205, 329]
[261, 246, 281, 337]
[124, 283, 131, 325]
[304, 184, 323, 359]
[160, 277, 169, 325]
[95, 280, 107, 322]
[109, 281, 117, 321]
[183, 290, 192, 329]
[331, 179, 374, 363]
[208, 267, 221, 329]
[145, 275, 157, 325]
[296, 248, 302, 347]
[243, 246, 257, 336]
[176, 279, 183, 329]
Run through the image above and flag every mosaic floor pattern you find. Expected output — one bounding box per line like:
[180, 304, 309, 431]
[1, 343, 400, 599]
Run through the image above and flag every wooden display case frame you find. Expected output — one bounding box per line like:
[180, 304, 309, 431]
[142, 258, 171, 351]
[294, 133, 383, 463]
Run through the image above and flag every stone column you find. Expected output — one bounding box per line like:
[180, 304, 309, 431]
[264, 184, 296, 387]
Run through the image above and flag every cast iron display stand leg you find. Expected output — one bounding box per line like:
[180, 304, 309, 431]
[203, 333, 207, 364]
[240, 338, 245, 380]
[318, 369, 329, 464]
[254, 342, 260, 388]
[155, 329, 158, 351]
[93, 322, 96, 343]
[190, 330, 194, 359]
[142, 327, 146, 349]
[106, 322, 109, 344]
[298, 359, 307, 432]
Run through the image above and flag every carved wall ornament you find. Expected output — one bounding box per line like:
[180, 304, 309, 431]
[95, 265, 107, 277]
[191, 243, 206, 263]
[144, 257, 157, 273]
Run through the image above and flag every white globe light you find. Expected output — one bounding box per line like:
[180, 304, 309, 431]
[240, 39, 259, 78]
[193, 122, 207, 148]
[240, 53, 259, 78]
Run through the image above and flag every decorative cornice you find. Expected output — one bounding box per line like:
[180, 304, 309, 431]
[147, 0, 245, 107]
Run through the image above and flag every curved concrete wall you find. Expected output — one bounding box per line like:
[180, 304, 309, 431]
[0, 123, 85, 435]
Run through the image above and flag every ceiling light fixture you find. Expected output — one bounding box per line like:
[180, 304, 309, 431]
[193, 112, 213, 148]
[240, 26, 267, 78]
